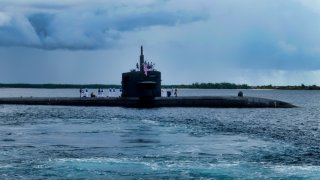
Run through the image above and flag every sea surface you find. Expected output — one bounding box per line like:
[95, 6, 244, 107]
[0, 88, 320, 179]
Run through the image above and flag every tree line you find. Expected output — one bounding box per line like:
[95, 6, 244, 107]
[163, 82, 250, 89]
[255, 84, 320, 90]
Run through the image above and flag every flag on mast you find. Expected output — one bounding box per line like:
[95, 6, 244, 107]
[143, 63, 148, 76]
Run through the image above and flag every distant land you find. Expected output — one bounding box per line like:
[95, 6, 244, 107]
[0, 83, 319, 90]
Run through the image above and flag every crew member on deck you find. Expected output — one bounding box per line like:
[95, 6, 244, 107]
[109, 88, 112, 97]
[85, 88, 89, 97]
[101, 89, 104, 97]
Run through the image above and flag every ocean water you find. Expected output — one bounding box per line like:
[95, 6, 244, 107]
[0, 89, 320, 179]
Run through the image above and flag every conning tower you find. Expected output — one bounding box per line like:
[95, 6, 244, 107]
[121, 46, 161, 98]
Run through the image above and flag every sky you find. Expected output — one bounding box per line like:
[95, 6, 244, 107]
[1, 0, 320, 85]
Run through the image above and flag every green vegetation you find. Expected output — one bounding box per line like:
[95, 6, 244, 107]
[255, 84, 320, 90]
[163, 82, 250, 89]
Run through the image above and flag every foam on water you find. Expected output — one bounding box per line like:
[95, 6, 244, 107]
[36, 157, 320, 179]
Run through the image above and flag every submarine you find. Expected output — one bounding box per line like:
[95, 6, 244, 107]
[0, 46, 295, 108]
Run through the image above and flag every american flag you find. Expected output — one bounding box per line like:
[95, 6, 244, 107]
[143, 63, 148, 76]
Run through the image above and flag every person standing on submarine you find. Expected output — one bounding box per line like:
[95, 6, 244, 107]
[174, 88, 178, 97]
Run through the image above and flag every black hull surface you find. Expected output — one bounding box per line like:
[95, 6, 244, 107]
[0, 96, 295, 108]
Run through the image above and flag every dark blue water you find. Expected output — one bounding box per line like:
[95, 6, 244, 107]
[0, 89, 320, 179]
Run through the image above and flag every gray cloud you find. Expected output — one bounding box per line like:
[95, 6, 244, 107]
[2, 0, 320, 85]
[0, 1, 206, 50]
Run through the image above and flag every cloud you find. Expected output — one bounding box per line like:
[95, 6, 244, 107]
[277, 41, 297, 53]
[0, 12, 11, 25]
[2, 0, 320, 85]
[0, 1, 206, 50]
[297, 0, 320, 13]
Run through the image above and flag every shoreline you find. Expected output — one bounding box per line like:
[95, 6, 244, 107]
[0, 83, 319, 90]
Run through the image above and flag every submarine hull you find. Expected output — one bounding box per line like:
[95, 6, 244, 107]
[0, 96, 295, 108]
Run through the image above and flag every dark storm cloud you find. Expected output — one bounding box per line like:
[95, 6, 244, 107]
[0, 2, 206, 50]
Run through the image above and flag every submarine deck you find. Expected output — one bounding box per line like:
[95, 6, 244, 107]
[0, 96, 295, 108]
